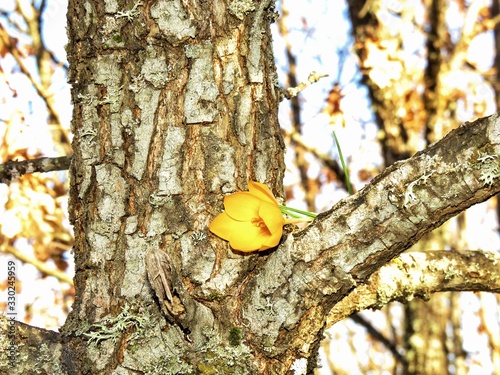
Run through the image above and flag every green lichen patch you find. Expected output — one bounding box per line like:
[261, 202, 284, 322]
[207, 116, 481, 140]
[228, 327, 241, 346]
[228, 0, 255, 20]
[83, 303, 154, 346]
[197, 327, 254, 374]
[207, 291, 226, 302]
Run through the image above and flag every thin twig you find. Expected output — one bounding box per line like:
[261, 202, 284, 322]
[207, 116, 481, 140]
[283, 71, 329, 99]
[0, 156, 72, 184]
[3, 244, 74, 286]
[350, 313, 408, 366]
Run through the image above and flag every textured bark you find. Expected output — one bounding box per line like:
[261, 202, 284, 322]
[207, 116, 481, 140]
[326, 250, 500, 326]
[2, 1, 500, 374]
[0, 315, 63, 374]
[63, 0, 286, 373]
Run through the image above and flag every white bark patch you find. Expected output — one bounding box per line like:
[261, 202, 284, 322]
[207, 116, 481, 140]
[95, 55, 123, 111]
[130, 87, 160, 179]
[87, 230, 117, 264]
[83, 1, 94, 31]
[110, 115, 125, 166]
[202, 129, 236, 193]
[141, 46, 170, 88]
[228, 0, 255, 19]
[247, 1, 270, 83]
[158, 126, 186, 195]
[124, 215, 138, 234]
[204, 258, 243, 292]
[104, 0, 118, 13]
[184, 42, 219, 124]
[95, 164, 128, 225]
[79, 91, 100, 163]
[254, 150, 272, 183]
[121, 236, 153, 298]
[487, 113, 500, 138]
[150, 0, 196, 45]
[146, 210, 168, 237]
[180, 235, 215, 284]
[234, 85, 252, 145]
[215, 32, 242, 95]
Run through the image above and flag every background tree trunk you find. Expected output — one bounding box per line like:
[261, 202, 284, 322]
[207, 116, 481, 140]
[346, 1, 493, 374]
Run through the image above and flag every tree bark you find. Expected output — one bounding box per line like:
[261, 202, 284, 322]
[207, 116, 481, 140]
[63, 0, 287, 373]
[2, 1, 500, 374]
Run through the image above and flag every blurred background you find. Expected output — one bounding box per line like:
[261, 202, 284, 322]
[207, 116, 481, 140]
[1, 0, 499, 373]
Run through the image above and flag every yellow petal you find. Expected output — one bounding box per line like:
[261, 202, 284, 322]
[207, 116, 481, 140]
[209, 212, 239, 241]
[260, 228, 283, 250]
[259, 200, 284, 234]
[224, 192, 261, 221]
[209, 181, 285, 253]
[258, 201, 283, 250]
[229, 223, 270, 252]
[248, 181, 279, 206]
[209, 212, 268, 252]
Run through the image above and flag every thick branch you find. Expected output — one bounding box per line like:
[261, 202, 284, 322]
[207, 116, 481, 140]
[0, 315, 61, 374]
[294, 114, 500, 279]
[0, 156, 72, 184]
[248, 113, 500, 371]
[327, 250, 500, 326]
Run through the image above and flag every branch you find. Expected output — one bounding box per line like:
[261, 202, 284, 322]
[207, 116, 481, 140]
[245, 113, 500, 369]
[293, 113, 500, 281]
[0, 156, 72, 184]
[327, 250, 500, 326]
[350, 313, 407, 366]
[0, 315, 61, 374]
[0, 24, 71, 153]
[283, 71, 329, 99]
[3, 245, 74, 286]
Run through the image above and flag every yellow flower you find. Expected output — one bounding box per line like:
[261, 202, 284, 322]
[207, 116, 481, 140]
[209, 181, 284, 252]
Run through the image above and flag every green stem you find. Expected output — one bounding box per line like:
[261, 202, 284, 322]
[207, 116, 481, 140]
[332, 130, 353, 195]
[280, 205, 318, 218]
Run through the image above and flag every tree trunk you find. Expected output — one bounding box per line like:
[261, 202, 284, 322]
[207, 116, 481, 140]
[63, 0, 290, 373]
